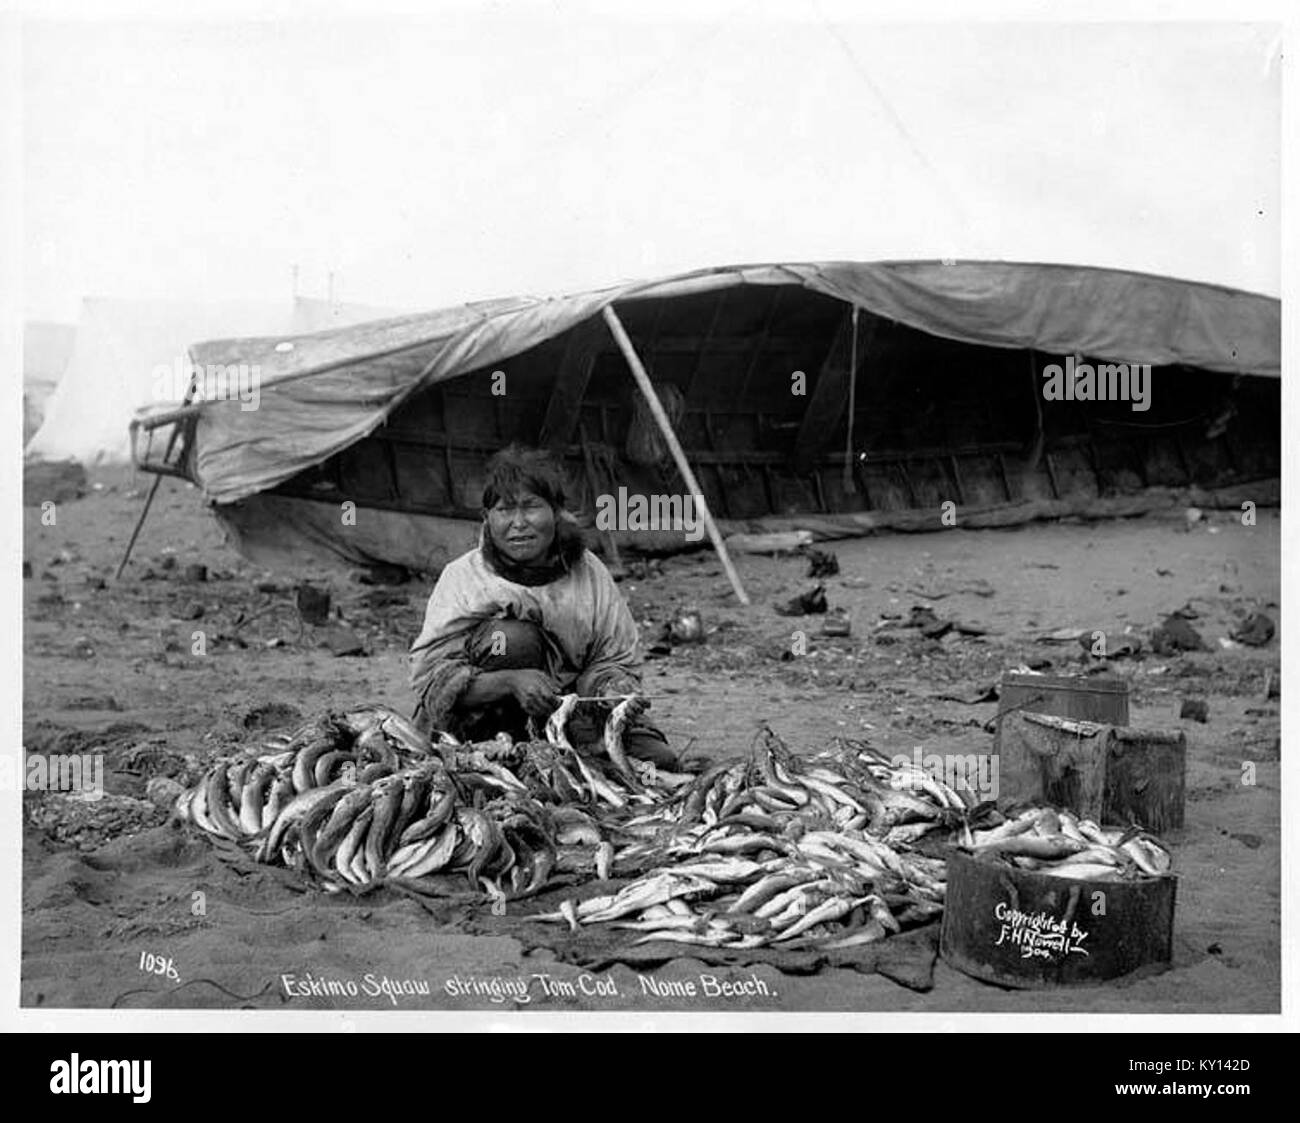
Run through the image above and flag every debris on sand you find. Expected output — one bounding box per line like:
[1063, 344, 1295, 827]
[1077, 632, 1141, 659]
[295, 584, 332, 625]
[774, 584, 828, 617]
[1150, 614, 1206, 655]
[805, 548, 840, 578]
[667, 610, 705, 644]
[242, 702, 304, 732]
[1230, 613, 1275, 647]
[317, 625, 368, 657]
[24, 790, 166, 851]
[820, 608, 851, 637]
[145, 776, 187, 809]
[725, 530, 813, 556]
[906, 578, 995, 600]
[1179, 699, 1209, 723]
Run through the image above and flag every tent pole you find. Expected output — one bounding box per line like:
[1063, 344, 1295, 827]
[841, 305, 860, 493]
[600, 304, 750, 606]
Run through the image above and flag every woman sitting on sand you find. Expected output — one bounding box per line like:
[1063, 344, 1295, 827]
[409, 444, 680, 770]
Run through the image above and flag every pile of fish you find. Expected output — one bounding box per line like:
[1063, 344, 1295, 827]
[174, 698, 691, 900]
[176, 698, 1174, 950]
[527, 729, 961, 949]
[958, 806, 1174, 881]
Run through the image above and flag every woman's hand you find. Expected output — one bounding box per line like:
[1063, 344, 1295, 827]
[606, 691, 649, 720]
[506, 670, 561, 717]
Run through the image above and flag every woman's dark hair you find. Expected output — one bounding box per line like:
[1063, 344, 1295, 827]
[481, 444, 570, 512]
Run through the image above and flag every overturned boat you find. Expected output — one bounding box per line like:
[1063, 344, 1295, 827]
[130, 260, 1280, 578]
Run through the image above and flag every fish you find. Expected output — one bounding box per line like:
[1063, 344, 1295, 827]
[1041, 863, 1125, 882]
[678, 764, 732, 826]
[355, 726, 398, 771]
[557, 822, 603, 847]
[799, 775, 867, 813]
[300, 790, 352, 877]
[293, 737, 341, 794]
[612, 916, 705, 932]
[312, 783, 375, 865]
[595, 841, 615, 881]
[630, 929, 742, 948]
[602, 697, 641, 786]
[749, 787, 802, 813]
[773, 895, 858, 941]
[545, 694, 579, 750]
[665, 859, 764, 883]
[884, 821, 940, 846]
[399, 786, 458, 846]
[717, 811, 784, 833]
[381, 711, 435, 759]
[173, 787, 196, 823]
[203, 762, 244, 841]
[334, 808, 373, 885]
[755, 879, 835, 920]
[227, 756, 258, 807]
[580, 872, 719, 924]
[463, 809, 503, 889]
[313, 750, 354, 788]
[335, 708, 384, 737]
[238, 762, 278, 836]
[387, 769, 432, 844]
[1122, 837, 1171, 877]
[391, 822, 460, 879]
[864, 894, 900, 934]
[188, 783, 218, 836]
[261, 781, 350, 862]
[568, 750, 626, 809]
[559, 899, 580, 932]
[363, 775, 406, 879]
[261, 774, 296, 833]
[701, 834, 790, 857]
[729, 870, 820, 915]
[974, 835, 1087, 860]
[1054, 847, 1125, 868]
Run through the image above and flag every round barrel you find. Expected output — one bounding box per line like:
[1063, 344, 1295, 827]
[940, 850, 1176, 988]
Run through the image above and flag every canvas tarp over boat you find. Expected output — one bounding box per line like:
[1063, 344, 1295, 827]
[133, 259, 1280, 573]
[172, 261, 1279, 507]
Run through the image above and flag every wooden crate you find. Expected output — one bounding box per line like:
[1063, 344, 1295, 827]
[998, 711, 1186, 831]
[994, 672, 1129, 757]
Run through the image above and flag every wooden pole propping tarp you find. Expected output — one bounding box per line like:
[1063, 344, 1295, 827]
[601, 304, 750, 606]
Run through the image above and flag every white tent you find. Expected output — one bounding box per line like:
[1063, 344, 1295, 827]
[24, 296, 402, 465]
[22, 320, 76, 444]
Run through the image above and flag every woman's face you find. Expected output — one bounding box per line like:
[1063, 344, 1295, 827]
[486, 488, 557, 564]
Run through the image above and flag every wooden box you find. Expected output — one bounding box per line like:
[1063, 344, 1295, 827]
[994, 672, 1129, 756]
[998, 711, 1186, 832]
